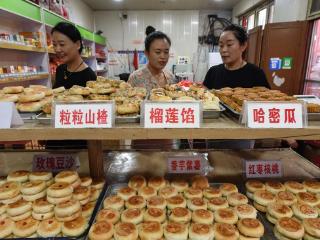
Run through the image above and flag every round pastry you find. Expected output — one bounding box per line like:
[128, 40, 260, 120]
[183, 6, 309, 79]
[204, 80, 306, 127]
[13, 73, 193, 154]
[121, 208, 143, 224]
[189, 223, 214, 240]
[297, 192, 320, 207]
[184, 188, 203, 199]
[253, 190, 275, 207]
[16, 101, 42, 112]
[90, 187, 100, 202]
[303, 180, 320, 194]
[0, 204, 6, 215]
[235, 204, 257, 219]
[192, 209, 214, 224]
[71, 178, 82, 189]
[79, 197, 90, 206]
[80, 176, 92, 187]
[214, 223, 239, 240]
[0, 94, 19, 102]
[144, 207, 166, 223]
[62, 216, 87, 237]
[138, 186, 157, 199]
[7, 170, 29, 182]
[89, 220, 113, 240]
[219, 183, 238, 196]
[97, 209, 120, 224]
[54, 199, 81, 218]
[207, 197, 229, 211]
[214, 208, 238, 225]
[0, 176, 6, 185]
[29, 172, 52, 182]
[13, 217, 39, 237]
[117, 187, 136, 201]
[3, 86, 24, 94]
[171, 180, 189, 192]
[203, 187, 222, 199]
[147, 196, 166, 210]
[303, 218, 320, 238]
[103, 195, 124, 211]
[82, 202, 95, 219]
[55, 209, 81, 222]
[163, 221, 188, 240]
[138, 221, 163, 240]
[54, 170, 79, 184]
[22, 189, 46, 202]
[52, 86, 66, 94]
[227, 192, 248, 207]
[0, 218, 13, 238]
[167, 195, 187, 209]
[292, 203, 318, 219]
[7, 199, 32, 217]
[148, 176, 166, 190]
[275, 217, 304, 240]
[237, 218, 264, 238]
[114, 222, 138, 240]
[316, 203, 320, 215]
[47, 182, 73, 198]
[20, 180, 46, 195]
[187, 197, 207, 211]
[276, 191, 297, 206]
[191, 175, 209, 190]
[69, 85, 91, 96]
[265, 181, 286, 194]
[18, 91, 45, 103]
[245, 180, 265, 199]
[125, 195, 146, 209]
[285, 181, 306, 194]
[128, 175, 147, 190]
[10, 211, 31, 221]
[0, 182, 20, 200]
[56, 94, 83, 102]
[46, 178, 54, 187]
[37, 218, 61, 237]
[169, 207, 191, 223]
[267, 203, 293, 224]
[2, 194, 21, 205]
[91, 179, 105, 190]
[159, 186, 178, 199]
[32, 211, 54, 220]
[73, 186, 91, 201]
[47, 194, 72, 205]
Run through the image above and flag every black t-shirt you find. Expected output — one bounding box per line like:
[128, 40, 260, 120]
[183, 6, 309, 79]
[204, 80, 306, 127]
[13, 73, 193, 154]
[203, 63, 270, 89]
[54, 64, 97, 89]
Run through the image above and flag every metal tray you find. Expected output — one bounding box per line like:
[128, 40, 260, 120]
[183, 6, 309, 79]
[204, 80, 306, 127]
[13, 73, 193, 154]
[294, 95, 320, 121]
[203, 105, 225, 119]
[116, 115, 140, 123]
[19, 112, 39, 122]
[2, 183, 107, 240]
[36, 112, 51, 125]
[220, 101, 241, 118]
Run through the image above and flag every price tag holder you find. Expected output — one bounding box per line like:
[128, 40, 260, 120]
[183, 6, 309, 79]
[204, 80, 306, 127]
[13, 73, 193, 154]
[167, 155, 205, 174]
[245, 160, 283, 178]
[33, 154, 80, 172]
[0, 102, 24, 128]
[242, 101, 307, 128]
[54, 101, 115, 128]
[142, 101, 202, 128]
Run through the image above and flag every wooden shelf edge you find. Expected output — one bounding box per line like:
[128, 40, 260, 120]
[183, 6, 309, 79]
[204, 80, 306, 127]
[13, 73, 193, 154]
[0, 73, 49, 84]
[0, 42, 46, 53]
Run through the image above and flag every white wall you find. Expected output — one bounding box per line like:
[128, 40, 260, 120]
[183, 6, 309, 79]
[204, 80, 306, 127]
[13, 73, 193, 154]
[232, 0, 308, 23]
[68, 0, 94, 30]
[94, 10, 199, 65]
[273, 0, 308, 22]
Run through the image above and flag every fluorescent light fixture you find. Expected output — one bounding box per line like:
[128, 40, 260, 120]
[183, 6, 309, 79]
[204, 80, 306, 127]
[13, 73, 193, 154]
[113, 0, 123, 2]
[131, 21, 138, 25]
[191, 21, 199, 25]
[163, 20, 172, 24]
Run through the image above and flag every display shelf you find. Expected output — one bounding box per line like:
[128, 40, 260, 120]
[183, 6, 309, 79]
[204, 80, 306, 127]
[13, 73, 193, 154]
[0, 42, 46, 53]
[1, 116, 320, 141]
[0, 73, 49, 84]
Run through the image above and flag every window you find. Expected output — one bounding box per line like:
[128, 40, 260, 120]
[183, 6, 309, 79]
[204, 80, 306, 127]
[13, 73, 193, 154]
[258, 8, 267, 27]
[247, 14, 255, 30]
[269, 4, 274, 23]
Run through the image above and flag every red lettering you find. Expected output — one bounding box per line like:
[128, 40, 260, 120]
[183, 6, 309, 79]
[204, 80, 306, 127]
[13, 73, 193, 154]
[284, 109, 296, 124]
[253, 108, 265, 123]
[59, 110, 71, 125]
[165, 108, 179, 123]
[178, 160, 186, 171]
[72, 109, 83, 125]
[35, 157, 45, 170]
[264, 163, 271, 175]
[171, 160, 177, 171]
[85, 109, 96, 124]
[194, 160, 201, 170]
[248, 164, 255, 175]
[97, 109, 108, 125]
[181, 108, 195, 123]
[268, 108, 280, 123]
[272, 163, 280, 174]
[186, 160, 193, 170]
[150, 108, 163, 124]
[256, 164, 263, 175]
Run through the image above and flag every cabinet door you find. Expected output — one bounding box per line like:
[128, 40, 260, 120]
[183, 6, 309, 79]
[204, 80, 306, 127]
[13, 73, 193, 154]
[246, 26, 263, 66]
[260, 21, 311, 95]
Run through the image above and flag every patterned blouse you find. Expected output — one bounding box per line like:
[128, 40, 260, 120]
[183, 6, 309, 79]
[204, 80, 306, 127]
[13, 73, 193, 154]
[128, 66, 175, 92]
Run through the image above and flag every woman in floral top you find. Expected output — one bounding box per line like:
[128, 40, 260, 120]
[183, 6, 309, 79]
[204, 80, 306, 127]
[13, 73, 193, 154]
[128, 31, 175, 92]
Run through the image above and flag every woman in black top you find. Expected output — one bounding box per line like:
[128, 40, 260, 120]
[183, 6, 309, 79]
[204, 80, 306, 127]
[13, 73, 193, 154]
[203, 24, 269, 89]
[52, 22, 96, 89]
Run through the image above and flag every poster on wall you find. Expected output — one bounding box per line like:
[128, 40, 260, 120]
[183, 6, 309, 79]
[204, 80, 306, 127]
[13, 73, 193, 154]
[139, 52, 147, 66]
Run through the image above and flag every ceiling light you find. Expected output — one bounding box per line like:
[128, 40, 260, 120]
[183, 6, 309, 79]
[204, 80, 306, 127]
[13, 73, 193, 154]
[113, 0, 123, 2]
[163, 20, 172, 24]
[131, 21, 138, 25]
[191, 21, 198, 25]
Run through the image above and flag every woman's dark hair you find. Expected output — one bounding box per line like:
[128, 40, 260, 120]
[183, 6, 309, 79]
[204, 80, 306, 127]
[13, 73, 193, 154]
[51, 22, 83, 53]
[222, 24, 248, 45]
[145, 25, 156, 36]
[145, 31, 171, 52]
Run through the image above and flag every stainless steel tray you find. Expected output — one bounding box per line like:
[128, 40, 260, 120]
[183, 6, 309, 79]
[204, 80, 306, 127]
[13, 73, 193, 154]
[220, 101, 241, 118]
[19, 112, 39, 122]
[294, 95, 320, 121]
[203, 105, 225, 119]
[36, 112, 51, 125]
[308, 113, 320, 121]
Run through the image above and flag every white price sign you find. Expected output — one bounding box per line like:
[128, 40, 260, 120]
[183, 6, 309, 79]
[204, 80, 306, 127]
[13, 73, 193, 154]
[142, 101, 202, 128]
[54, 101, 115, 128]
[167, 156, 204, 173]
[244, 101, 305, 128]
[245, 160, 283, 178]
